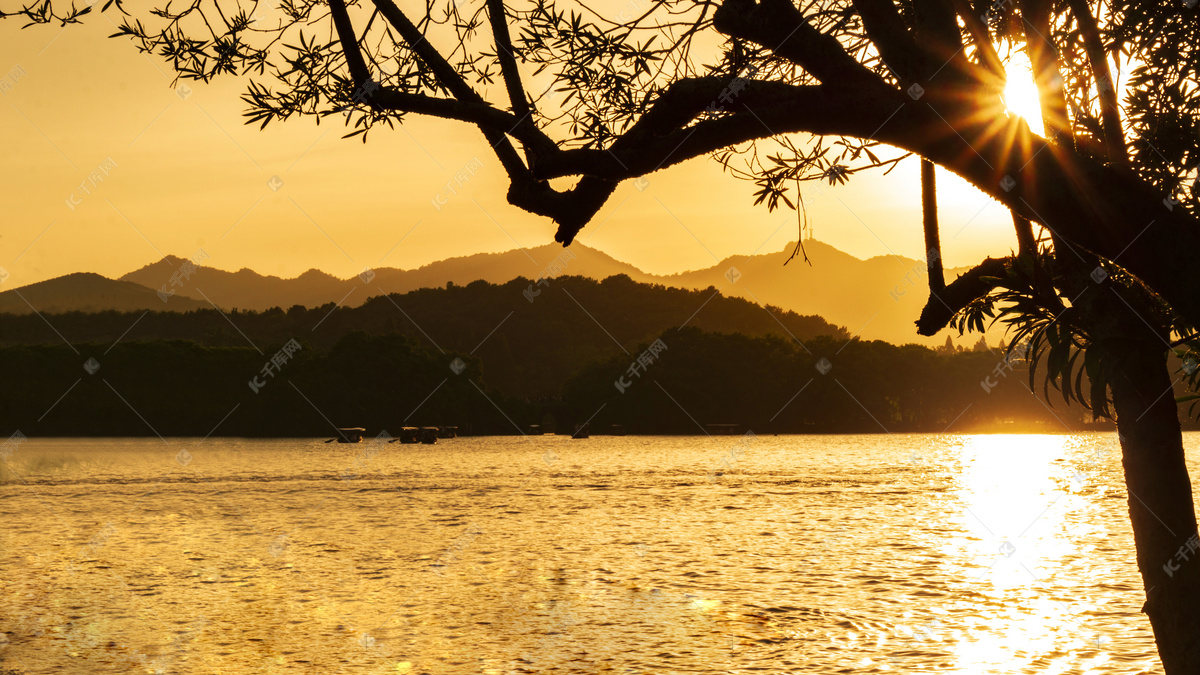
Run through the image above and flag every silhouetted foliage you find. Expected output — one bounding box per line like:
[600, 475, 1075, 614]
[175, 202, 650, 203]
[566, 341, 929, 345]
[563, 327, 1099, 434]
[0, 276, 846, 398]
[2, 319, 1144, 437]
[0, 333, 517, 437]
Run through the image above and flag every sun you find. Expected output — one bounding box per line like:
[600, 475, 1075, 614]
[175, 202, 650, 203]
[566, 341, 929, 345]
[1002, 52, 1046, 133]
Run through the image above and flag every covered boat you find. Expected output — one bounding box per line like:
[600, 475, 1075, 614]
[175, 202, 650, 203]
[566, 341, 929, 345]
[335, 428, 366, 443]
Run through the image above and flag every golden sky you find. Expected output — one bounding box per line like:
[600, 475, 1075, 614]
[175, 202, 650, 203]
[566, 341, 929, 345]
[0, 15, 1022, 288]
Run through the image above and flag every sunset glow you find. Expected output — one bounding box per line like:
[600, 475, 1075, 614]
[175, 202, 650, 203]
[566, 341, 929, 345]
[1003, 53, 1047, 134]
[1, 0, 1194, 670]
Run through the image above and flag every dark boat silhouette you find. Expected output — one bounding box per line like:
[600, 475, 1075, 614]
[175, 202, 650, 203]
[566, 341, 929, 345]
[390, 427, 421, 444]
[331, 427, 365, 443]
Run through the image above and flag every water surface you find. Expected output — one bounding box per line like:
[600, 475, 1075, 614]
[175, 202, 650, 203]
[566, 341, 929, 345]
[0, 433, 1181, 673]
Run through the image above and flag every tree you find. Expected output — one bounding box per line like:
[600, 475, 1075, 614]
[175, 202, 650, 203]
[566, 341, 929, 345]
[4, 0, 1199, 667]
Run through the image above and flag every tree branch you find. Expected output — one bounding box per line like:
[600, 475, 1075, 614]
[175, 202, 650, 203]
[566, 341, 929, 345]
[851, 0, 926, 82]
[370, 0, 621, 243]
[950, 0, 1005, 87]
[713, 0, 882, 87]
[486, 0, 532, 122]
[1019, 0, 1071, 139]
[531, 79, 899, 180]
[370, 0, 530, 181]
[510, 176, 619, 245]
[330, 0, 552, 156]
[371, 0, 482, 103]
[368, 90, 533, 130]
[328, 0, 373, 97]
[912, 0, 963, 66]
[921, 159, 945, 292]
[1064, 0, 1127, 165]
[916, 256, 1010, 335]
[1013, 211, 1037, 258]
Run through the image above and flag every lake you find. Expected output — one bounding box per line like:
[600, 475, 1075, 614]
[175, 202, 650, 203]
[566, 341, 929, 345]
[0, 433, 1183, 674]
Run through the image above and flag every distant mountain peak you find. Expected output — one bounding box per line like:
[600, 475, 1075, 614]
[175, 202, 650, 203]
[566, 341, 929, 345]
[0, 270, 208, 315]
[60, 271, 109, 280]
[119, 255, 193, 279]
[298, 268, 338, 280]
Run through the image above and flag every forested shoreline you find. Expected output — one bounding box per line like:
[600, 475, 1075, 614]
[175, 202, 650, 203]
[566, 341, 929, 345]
[3, 275, 1180, 437]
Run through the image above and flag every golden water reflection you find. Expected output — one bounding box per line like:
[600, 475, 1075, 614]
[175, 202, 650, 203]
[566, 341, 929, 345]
[943, 434, 1118, 674]
[0, 434, 1165, 673]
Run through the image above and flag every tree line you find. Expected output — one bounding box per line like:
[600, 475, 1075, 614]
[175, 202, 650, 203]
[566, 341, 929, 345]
[1, 322, 1148, 438]
[0, 275, 845, 400]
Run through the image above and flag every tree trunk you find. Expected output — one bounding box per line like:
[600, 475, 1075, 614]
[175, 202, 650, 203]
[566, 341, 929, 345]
[920, 158, 945, 292]
[1108, 340, 1200, 672]
[1047, 237, 1200, 671]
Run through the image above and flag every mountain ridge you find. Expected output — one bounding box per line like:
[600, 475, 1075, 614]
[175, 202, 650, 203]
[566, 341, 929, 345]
[0, 272, 209, 315]
[6, 240, 981, 345]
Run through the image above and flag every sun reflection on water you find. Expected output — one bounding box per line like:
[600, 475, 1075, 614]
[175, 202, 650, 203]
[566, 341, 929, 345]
[944, 434, 1105, 674]
[956, 435, 1080, 584]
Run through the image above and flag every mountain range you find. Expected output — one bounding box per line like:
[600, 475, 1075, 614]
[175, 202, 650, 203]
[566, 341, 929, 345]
[1, 240, 982, 345]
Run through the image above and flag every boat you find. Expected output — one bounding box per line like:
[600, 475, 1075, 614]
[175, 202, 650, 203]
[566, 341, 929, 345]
[610, 424, 626, 436]
[438, 426, 458, 439]
[572, 422, 590, 439]
[393, 427, 420, 444]
[419, 427, 440, 444]
[335, 427, 365, 443]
